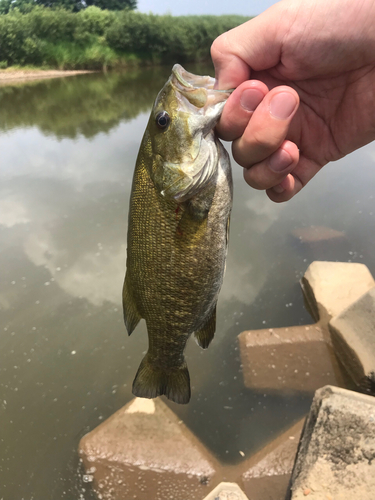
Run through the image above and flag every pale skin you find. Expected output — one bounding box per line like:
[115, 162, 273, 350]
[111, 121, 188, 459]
[211, 0, 375, 202]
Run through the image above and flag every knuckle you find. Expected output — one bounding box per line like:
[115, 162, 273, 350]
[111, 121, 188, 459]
[243, 164, 272, 191]
[267, 192, 289, 203]
[250, 129, 282, 153]
[210, 32, 230, 61]
[247, 176, 269, 190]
[232, 147, 251, 169]
[221, 117, 246, 142]
[243, 171, 263, 190]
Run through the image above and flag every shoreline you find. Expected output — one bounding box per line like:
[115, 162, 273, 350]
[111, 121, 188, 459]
[0, 69, 97, 85]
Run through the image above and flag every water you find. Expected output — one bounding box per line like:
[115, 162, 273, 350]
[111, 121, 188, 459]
[1, 65, 375, 498]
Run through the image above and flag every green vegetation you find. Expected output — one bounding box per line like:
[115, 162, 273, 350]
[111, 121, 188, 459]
[0, 7, 249, 70]
[0, 0, 136, 14]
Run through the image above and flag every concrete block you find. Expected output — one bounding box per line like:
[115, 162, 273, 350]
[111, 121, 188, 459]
[78, 397, 218, 500]
[238, 325, 344, 392]
[289, 386, 375, 500]
[241, 419, 304, 500]
[329, 287, 375, 392]
[202, 482, 249, 500]
[301, 261, 375, 323]
[291, 225, 345, 244]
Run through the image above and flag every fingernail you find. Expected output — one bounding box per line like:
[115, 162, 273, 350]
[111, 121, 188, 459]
[240, 88, 264, 112]
[272, 184, 285, 193]
[269, 148, 293, 172]
[270, 92, 297, 120]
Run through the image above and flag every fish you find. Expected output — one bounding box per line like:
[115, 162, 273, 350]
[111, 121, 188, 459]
[123, 64, 233, 404]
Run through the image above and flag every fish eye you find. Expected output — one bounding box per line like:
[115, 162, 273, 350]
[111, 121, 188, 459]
[155, 111, 170, 130]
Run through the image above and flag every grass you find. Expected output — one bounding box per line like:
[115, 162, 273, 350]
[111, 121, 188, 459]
[0, 64, 52, 71]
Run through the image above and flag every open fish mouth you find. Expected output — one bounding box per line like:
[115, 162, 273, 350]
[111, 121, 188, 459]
[172, 64, 217, 90]
[172, 64, 234, 93]
[171, 64, 234, 109]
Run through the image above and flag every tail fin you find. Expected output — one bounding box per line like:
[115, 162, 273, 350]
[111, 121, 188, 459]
[132, 353, 191, 404]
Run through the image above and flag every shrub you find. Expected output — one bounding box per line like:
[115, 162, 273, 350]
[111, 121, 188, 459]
[76, 6, 115, 36]
[0, 10, 33, 64]
[104, 12, 250, 64]
[0, 8, 250, 69]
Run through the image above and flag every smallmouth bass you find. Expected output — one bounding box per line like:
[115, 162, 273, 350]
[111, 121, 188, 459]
[123, 64, 233, 404]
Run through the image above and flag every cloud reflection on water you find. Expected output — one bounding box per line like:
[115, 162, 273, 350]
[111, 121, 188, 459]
[0, 194, 30, 227]
[24, 228, 126, 306]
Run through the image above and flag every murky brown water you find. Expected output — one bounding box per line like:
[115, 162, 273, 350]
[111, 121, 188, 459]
[1, 65, 375, 499]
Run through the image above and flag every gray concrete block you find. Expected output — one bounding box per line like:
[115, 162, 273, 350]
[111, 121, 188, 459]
[238, 325, 344, 392]
[289, 386, 375, 500]
[202, 482, 249, 500]
[329, 287, 375, 392]
[78, 397, 218, 500]
[301, 261, 375, 324]
[241, 419, 304, 500]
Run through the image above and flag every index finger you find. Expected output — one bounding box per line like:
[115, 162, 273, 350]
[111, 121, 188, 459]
[211, 7, 283, 89]
[211, 31, 251, 89]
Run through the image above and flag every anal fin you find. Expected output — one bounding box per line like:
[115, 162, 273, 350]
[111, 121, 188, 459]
[122, 274, 141, 335]
[194, 305, 216, 349]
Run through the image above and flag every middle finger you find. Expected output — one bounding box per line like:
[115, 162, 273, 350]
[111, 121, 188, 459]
[232, 86, 299, 168]
[216, 80, 269, 141]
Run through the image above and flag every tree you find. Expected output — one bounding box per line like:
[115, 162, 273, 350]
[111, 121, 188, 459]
[0, 0, 36, 14]
[0, 0, 137, 13]
[36, 0, 83, 11]
[85, 0, 136, 10]
[36, 0, 137, 10]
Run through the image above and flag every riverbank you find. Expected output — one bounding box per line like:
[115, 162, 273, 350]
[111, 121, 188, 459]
[0, 68, 96, 85]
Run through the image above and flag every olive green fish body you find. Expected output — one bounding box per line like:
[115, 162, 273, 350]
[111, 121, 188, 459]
[123, 65, 233, 404]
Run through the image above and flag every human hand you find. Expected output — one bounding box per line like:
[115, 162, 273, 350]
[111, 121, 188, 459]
[211, 0, 375, 202]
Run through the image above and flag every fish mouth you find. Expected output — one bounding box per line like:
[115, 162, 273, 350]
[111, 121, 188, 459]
[171, 64, 233, 108]
[172, 64, 217, 90]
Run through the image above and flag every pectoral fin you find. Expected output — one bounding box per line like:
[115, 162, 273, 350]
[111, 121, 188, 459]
[194, 305, 216, 349]
[122, 274, 141, 335]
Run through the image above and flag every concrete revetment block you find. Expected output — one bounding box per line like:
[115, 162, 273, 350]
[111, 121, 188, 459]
[289, 386, 375, 500]
[238, 325, 343, 392]
[329, 287, 375, 392]
[202, 482, 249, 500]
[301, 261, 375, 323]
[78, 397, 218, 500]
[241, 419, 304, 500]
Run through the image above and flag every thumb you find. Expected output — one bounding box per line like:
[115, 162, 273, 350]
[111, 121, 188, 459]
[211, 4, 286, 89]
